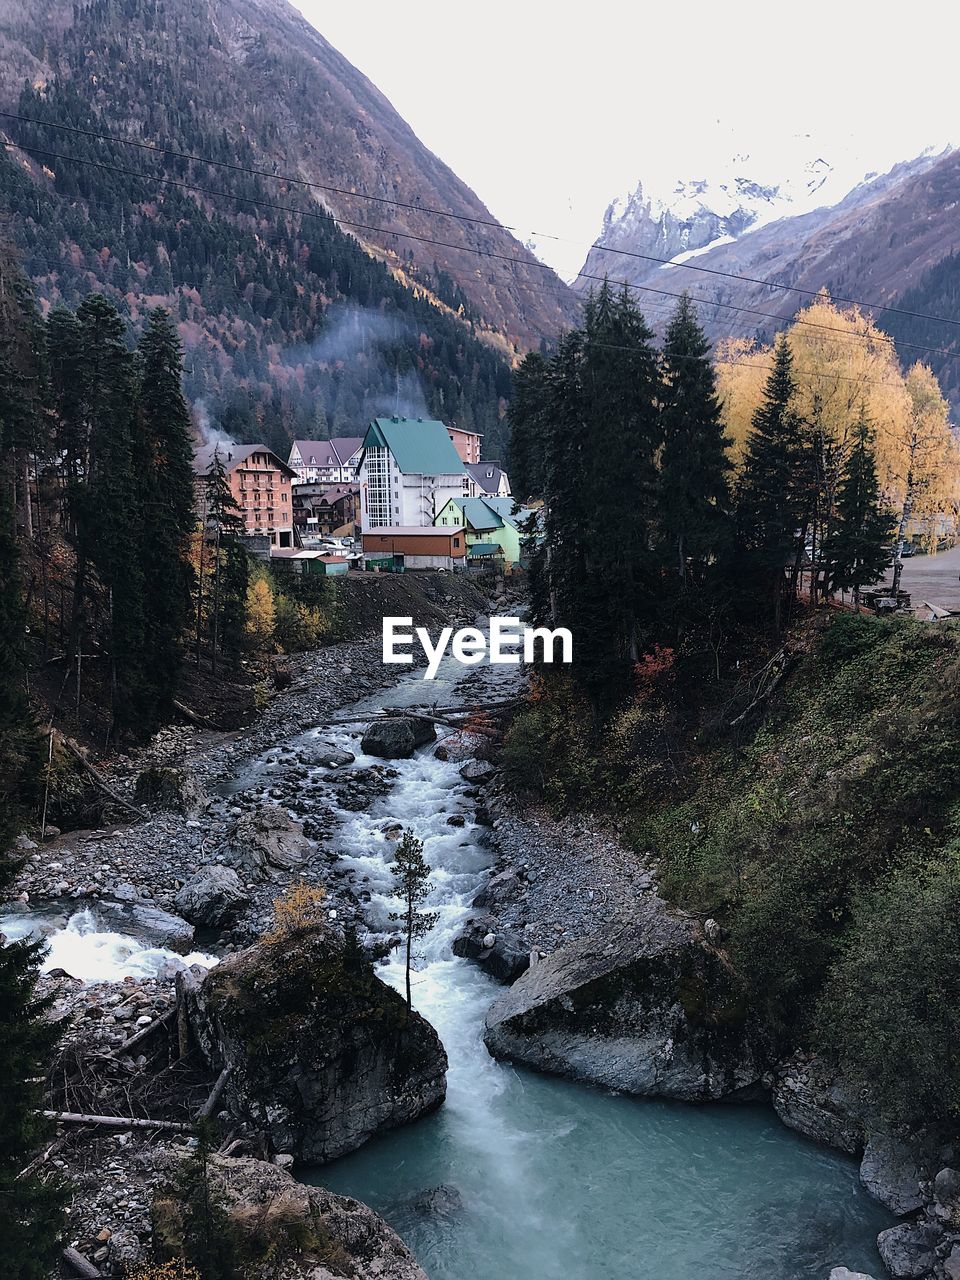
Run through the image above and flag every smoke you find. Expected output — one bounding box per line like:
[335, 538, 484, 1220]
[194, 398, 237, 451]
[284, 302, 430, 424]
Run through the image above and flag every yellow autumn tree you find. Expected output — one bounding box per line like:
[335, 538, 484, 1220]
[714, 336, 772, 466]
[245, 576, 276, 652]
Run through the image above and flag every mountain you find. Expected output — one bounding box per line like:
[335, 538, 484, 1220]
[577, 145, 960, 407]
[0, 0, 579, 457]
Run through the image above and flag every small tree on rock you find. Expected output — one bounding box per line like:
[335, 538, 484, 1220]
[390, 831, 438, 1011]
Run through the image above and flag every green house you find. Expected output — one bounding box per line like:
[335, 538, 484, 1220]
[435, 496, 534, 566]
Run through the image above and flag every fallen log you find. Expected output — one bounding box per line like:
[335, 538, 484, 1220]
[113, 1006, 176, 1057]
[61, 1246, 102, 1278]
[197, 1065, 233, 1121]
[44, 1111, 193, 1133]
[172, 698, 215, 729]
[59, 738, 147, 820]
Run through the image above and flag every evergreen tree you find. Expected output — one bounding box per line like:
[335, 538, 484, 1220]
[389, 831, 438, 1011]
[137, 308, 197, 727]
[737, 334, 806, 633]
[508, 351, 548, 498]
[72, 295, 148, 738]
[657, 294, 733, 589]
[823, 407, 895, 609]
[196, 448, 245, 673]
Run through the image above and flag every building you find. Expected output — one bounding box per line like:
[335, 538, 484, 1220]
[361, 527, 467, 571]
[359, 416, 471, 533]
[288, 437, 364, 485]
[466, 460, 511, 498]
[270, 549, 350, 575]
[434, 494, 535, 566]
[446, 424, 482, 465]
[194, 443, 297, 548]
[292, 482, 360, 538]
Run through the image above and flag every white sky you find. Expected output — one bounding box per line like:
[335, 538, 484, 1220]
[292, 0, 958, 281]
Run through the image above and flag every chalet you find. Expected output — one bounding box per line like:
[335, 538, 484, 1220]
[446, 424, 482, 465]
[193, 443, 297, 548]
[288, 437, 364, 485]
[466, 460, 511, 498]
[292, 482, 360, 537]
[434, 495, 535, 567]
[359, 416, 470, 533]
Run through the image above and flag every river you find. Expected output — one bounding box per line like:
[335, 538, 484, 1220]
[292, 649, 892, 1280]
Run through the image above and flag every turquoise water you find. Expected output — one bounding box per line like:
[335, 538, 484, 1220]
[291, 655, 890, 1280]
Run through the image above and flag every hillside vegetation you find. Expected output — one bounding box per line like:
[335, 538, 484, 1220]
[0, 0, 534, 457]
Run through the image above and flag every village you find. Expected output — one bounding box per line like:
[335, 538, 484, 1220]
[192, 417, 535, 578]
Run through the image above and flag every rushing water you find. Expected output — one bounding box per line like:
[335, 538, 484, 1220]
[0, 906, 218, 983]
[293, 652, 891, 1280]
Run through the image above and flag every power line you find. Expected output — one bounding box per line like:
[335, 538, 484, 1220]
[5, 108, 960, 334]
[12, 143, 960, 367]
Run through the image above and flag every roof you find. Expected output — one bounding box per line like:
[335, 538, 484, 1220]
[362, 527, 465, 539]
[291, 438, 364, 469]
[364, 417, 467, 476]
[468, 542, 502, 557]
[193, 442, 296, 479]
[466, 461, 508, 491]
[480, 496, 535, 530]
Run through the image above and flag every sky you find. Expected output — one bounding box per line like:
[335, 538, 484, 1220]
[292, 1, 957, 281]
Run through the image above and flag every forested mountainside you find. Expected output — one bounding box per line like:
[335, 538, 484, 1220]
[578, 145, 960, 411]
[0, 0, 576, 457]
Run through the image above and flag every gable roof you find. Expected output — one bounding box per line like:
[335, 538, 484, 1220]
[291, 438, 363, 469]
[466, 461, 508, 492]
[193, 443, 296, 479]
[480, 496, 534, 530]
[364, 417, 467, 476]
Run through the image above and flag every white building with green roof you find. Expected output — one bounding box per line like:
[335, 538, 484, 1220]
[359, 416, 471, 533]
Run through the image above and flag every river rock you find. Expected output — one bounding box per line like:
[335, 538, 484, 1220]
[361, 717, 437, 759]
[407, 1184, 465, 1217]
[860, 1133, 930, 1214]
[183, 922, 447, 1162]
[134, 765, 208, 817]
[298, 742, 356, 769]
[153, 1152, 428, 1279]
[876, 1222, 942, 1278]
[452, 914, 530, 983]
[174, 865, 249, 928]
[934, 1168, 960, 1226]
[459, 758, 495, 783]
[771, 1057, 865, 1155]
[483, 902, 762, 1101]
[434, 735, 483, 763]
[472, 869, 520, 911]
[829, 1270, 878, 1280]
[222, 803, 311, 878]
[97, 900, 195, 950]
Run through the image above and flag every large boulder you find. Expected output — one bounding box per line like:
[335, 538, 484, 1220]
[483, 901, 762, 1101]
[876, 1223, 942, 1278]
[772, 1056, 866, 1155]
[860, 1133, 931, 1214]
[134, 765, 208, 817]
[97, 900, 194, 951]
[153, 1152, 428, 1280]
[223, 803, 312, 878]
[183, 923, 447, 1162]
[829, 1270, 878, 1280]
[361, 717, 437, 759]
[452, 914, 530, 983]
[174, 865, 249, 928]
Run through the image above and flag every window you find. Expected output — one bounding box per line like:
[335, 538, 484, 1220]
[365, 447, 391, 527]
[453, 537, 460, 547]
[442, 517, 448, 525]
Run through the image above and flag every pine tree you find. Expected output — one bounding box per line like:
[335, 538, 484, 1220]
[823, 407, 895, 609]
[389, 831, 438, 1011]
[737, 334, 806, 633]
[657, 294, 733, 589]
[196, 448, 245, 673]
[0, 493, 66, 1274]
[137, 308, 197, 727]
[508, 351, 548, 499]
[73, 295, 148, 738]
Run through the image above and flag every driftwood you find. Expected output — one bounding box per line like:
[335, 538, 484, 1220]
[197, 1065, 233, 1121]
[44, 1110, 193, 1133]
[176, 968, 201, 1060]
[728, 649, 798, 728]
[59, 737, 146, 820]
[172, 698, 215, 729]
[61, 1246, 102, 1278]
[114, 1006, 176, 1057]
